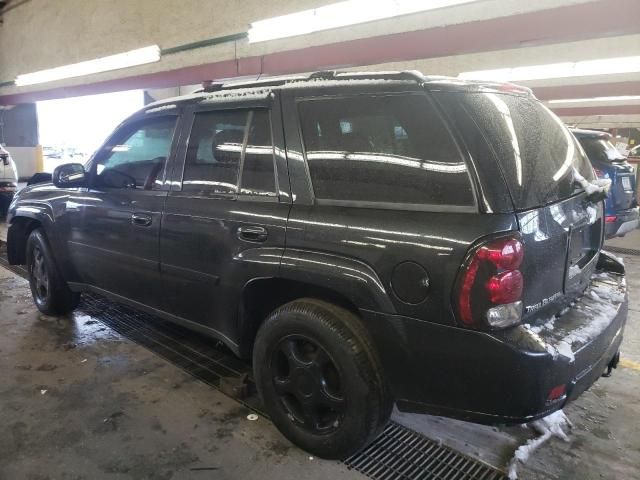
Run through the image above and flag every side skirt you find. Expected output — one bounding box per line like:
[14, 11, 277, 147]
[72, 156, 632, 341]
[67, 282, 241, 356]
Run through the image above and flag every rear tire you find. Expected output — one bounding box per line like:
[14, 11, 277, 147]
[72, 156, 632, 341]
[253, 298, 392, 459]
[26, 228, 80, 315]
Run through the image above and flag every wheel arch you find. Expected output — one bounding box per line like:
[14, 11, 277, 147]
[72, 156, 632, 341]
[237, 277, 365, 359]
[7, 215, 44, 265]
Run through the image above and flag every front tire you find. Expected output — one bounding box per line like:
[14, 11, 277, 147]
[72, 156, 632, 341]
[253, 298, 392, 459]
[26, 228, 80, 315]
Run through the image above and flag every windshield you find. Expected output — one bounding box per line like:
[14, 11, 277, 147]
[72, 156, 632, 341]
[441, 92, 594, 210]
[580, 137, 626, 163]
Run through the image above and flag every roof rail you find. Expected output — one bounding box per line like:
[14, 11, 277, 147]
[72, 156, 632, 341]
[212, 70, 427, 92]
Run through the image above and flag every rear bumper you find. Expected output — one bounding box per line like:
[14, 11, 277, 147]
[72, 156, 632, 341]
[605, 207, 639, 238]
[364, 256, 627, 425]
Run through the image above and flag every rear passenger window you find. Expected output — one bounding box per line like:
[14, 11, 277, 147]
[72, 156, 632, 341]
[183, 110, 247, 194]
[182, 109, 276, 196]
[298, 94, 474, 207]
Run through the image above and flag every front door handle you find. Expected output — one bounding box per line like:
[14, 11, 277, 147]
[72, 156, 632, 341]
[237, 225, 268, 242]
[131, 213, 152, 227]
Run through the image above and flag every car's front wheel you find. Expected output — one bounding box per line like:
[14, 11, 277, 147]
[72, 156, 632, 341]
[26, 228, 80, 315]
[253, 298, 392, 459]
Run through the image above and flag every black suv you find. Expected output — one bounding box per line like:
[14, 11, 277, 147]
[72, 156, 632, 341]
[6, 71, 628, 459]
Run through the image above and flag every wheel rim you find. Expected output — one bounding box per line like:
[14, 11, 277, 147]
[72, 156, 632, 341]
[271, 335, 346, 434]
[31, 246, 49, 303]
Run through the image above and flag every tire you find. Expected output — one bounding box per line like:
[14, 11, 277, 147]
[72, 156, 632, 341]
[253, 298, 392, 459]
[26, 228, 80, 315]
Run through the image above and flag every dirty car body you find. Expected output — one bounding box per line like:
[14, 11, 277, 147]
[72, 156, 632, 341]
[6, 71, 628, 455]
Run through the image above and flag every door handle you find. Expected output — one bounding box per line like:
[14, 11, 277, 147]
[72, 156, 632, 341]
[131, 213, 153, 227]
[237, 225, 268, 242]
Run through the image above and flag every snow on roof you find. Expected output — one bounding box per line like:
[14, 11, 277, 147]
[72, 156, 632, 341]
[279, 77, 417, 90]
[200, 87, 273, 104]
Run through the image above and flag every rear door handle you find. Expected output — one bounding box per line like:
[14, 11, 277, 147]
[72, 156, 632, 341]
[237, 225, 268, 242]
[131, 213, 152, 227]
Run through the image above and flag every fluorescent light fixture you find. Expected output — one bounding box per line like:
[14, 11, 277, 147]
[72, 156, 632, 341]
[15, 45, 161, 86]
[548, 95, 640, 104]
[458, 56, 640, 82]
[248, 0, 480, 43]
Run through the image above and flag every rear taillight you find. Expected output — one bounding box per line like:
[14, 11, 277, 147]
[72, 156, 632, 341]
[546, 384, 567, 404]
[605, 215, 617, 223]
[456, 235, 524, 329]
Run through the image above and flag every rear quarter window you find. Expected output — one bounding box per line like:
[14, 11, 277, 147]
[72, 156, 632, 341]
[438, 92, 593, 210]
[297, 93, 475, 208]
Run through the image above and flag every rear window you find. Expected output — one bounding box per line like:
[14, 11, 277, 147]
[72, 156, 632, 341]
[443, 92, 594, 210]
[298, 94, 474, 207]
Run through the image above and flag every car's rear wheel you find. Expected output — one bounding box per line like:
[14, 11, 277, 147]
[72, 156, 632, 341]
[26, 228, 80, 315]
[253, 298, 392, 459]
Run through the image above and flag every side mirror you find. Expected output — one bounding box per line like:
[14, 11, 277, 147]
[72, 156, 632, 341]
[52, 163, 87, 188]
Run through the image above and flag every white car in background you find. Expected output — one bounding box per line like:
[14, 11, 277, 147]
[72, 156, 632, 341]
[0, 144, 18, 218]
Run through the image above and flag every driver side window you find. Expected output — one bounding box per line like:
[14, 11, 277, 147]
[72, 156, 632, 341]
[95, 116, 177, 190]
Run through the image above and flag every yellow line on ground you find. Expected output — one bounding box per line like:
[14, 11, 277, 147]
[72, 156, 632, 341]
[620, 358, 640, 371]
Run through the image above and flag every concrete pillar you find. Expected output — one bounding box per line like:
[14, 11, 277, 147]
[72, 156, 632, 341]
[0, 103, 40, 180]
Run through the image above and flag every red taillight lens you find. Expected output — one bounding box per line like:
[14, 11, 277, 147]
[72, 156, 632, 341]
[457, 235, 524, 328]
[486, 270, 523, 304]
[547, 384, 567, 402]
[605, 215, 617, 223]
[477, 237, 524, 270]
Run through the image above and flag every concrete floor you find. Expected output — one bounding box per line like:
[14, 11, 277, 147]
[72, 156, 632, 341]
[0, 226, 639, 479]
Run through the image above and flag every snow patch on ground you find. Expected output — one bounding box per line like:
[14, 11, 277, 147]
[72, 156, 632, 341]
[508, 410, 573, 479]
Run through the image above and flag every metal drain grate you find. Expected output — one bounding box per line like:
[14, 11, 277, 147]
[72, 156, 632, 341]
[345, 422, 506, 480]
[604, 246, 640, 257]
[1, 242, 506, 480]
[78, 293, 266, 415]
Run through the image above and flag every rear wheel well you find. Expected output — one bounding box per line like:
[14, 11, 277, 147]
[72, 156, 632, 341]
[238, 278, 361, 358]
[7, 217, 42, 265]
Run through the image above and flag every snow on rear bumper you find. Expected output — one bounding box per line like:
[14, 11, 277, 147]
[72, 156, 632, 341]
[521, 261, 627, 407]
[525, 268, 627, 363]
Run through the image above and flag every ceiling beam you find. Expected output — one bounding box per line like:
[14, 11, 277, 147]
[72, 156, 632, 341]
[551, 105, 640, 116]
[535, 81, 640, 101]
[2, 0, 639, 104]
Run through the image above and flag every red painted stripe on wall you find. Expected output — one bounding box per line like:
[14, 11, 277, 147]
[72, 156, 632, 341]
[535, 82, 640, 101]
[551, 105, 640, 116]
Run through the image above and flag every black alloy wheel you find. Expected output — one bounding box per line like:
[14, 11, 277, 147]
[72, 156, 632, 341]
[271, 334, 345, 434]
[253, 298, 392, 459]
[30, 244, 49, 305]
[26, 228, 80, 315]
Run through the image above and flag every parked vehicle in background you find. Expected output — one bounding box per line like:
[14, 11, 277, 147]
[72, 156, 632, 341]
[628, 144, 640, 159]
[0, 144, 18, 217]
[42, 146, 63, 159]
[6, 72, 628, 459]
[571, 128, 639, 238]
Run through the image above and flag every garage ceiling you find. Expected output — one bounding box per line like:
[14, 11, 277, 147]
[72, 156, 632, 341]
[0, 0, 638, 128]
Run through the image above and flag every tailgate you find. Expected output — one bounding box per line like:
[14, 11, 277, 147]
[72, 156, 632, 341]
[517, 193, 604, 322]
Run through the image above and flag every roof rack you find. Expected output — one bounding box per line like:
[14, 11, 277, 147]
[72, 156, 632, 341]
[195, 70, 428, 92]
